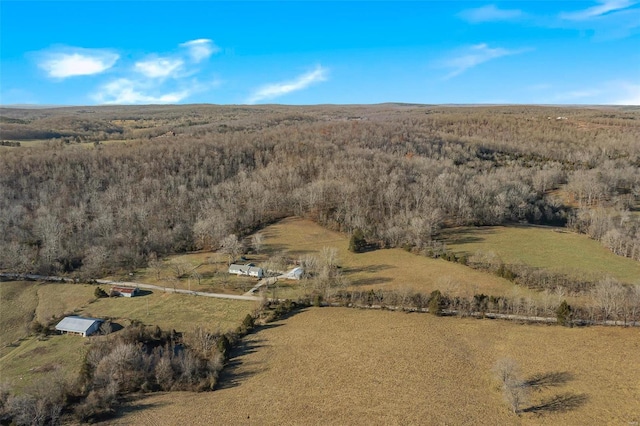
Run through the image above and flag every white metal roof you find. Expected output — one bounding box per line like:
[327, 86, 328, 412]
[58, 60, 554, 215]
[55, 316, 102, 333]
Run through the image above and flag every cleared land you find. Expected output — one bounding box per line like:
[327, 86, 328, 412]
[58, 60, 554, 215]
[0, 281, 96, 390]
[124, 251, 264, 295]
[126, 217, 533, 301]
[261, 217, 540, 299]
[79, 290, 256, 333]
[441, 226, 640, 284]
[105, 307, 640, 425]
[0, 281, 255, 392]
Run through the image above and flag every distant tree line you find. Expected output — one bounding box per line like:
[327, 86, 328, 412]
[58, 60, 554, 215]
[0, 105, 638, 277]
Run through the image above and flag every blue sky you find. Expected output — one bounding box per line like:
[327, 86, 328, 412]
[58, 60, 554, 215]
[1, 1, 639, 105]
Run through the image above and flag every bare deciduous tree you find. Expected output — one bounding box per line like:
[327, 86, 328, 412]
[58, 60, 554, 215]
[251, 233, 264, 254]
[494, 358, 528, 415]
[220, 234, 243, 265]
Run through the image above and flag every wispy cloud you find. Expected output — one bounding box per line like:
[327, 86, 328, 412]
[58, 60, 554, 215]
[247, 66, 328, 104]
[613, 82, 640, 105]
[440, 44, 529, 79]
[559, 0, 637, 20]
[458, 4, 524, 23]
[180, 39, 220, 63]
[90, 39, 220, 105]
[555, 89, 604, 101]
[550, 81, 640, 105]
[93, 78, 191, 105]
[134, 57, 184, 78]
[37, 48, 119, 79]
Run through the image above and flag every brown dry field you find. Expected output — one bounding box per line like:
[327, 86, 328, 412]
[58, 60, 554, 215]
[105, 308, 640, 426]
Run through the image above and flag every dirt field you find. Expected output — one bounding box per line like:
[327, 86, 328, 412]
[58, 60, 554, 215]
[104, 307, 640, 425]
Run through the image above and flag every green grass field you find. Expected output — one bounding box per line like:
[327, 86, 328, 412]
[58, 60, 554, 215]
[79, 290, 256, 334]
[0, 281, 96, 391]
[0, 281, 38, 358]
[0, 281, 255, 393]
[441, 226, 640, 284]
[261, 217, 540, 300]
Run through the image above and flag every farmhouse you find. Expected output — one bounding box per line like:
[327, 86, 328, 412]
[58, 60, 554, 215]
[111, 286, 139, 297]
[229, 263, 264, 278]
[55, 316, 103, 337]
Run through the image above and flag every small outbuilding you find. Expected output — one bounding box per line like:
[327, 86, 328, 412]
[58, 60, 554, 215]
[111, 286, 139, 297]
[55, 316, 103, 337]
[229, 263, 264, 278]
[281, 267, 304, 280]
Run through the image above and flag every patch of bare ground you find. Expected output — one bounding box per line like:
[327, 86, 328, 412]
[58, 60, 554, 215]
[103, 308, 640, 425]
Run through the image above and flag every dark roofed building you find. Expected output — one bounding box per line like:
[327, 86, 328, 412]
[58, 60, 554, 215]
[110, 286, 139, 297]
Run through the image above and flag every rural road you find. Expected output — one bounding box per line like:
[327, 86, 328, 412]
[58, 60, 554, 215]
[0, 273, 262, 302]
[2, 272, 638, 327]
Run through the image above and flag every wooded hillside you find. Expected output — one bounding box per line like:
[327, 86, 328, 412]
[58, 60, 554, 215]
[1, 104, 638, 276]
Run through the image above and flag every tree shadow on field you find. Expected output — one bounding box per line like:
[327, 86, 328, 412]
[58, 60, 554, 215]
[439, 227, 496, 246]
[521, 371, 588, 416]
[216, 339, 267, 390]
[216, 306, 308, 390]
[524, 371, 573, 389]
[110, 394, 168, 420]
[523, 393, 589, 414]
[343, 264, 393, 274]
[350, 277, 393, 286]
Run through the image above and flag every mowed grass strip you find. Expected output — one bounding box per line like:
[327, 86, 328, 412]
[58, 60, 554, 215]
[79, 290, 256, 334]
[442, 226, 640, 284]
[262, 217, 536, 299]
[106, 308, 640, 426]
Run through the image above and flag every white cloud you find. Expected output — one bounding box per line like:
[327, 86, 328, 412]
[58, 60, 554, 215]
[441, 44, 528, 79]
[458, 4, 524, 23]
[180, 39, 220, 62]
[560, 0, 637, 20]
[556, 89, 604, 100]
[93, 78, 190, 105]
[38, 48, 119, 79]
[134, 57, 184, 79]
[247, 66, 328, 103]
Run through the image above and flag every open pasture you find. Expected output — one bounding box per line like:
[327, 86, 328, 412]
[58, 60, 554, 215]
[79, 289, 255, 334]
[441, 225, 640, 284]
[105, 307, 640, 425]
[261, 217, 540, 300]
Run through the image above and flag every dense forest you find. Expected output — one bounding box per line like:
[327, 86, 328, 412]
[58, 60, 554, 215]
[0, 104, 639, 276]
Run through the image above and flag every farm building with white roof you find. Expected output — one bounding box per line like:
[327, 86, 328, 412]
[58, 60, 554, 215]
[229, 263, 264, 278]
[280, 267, 304, 280]
[55, 316, 103, 337]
